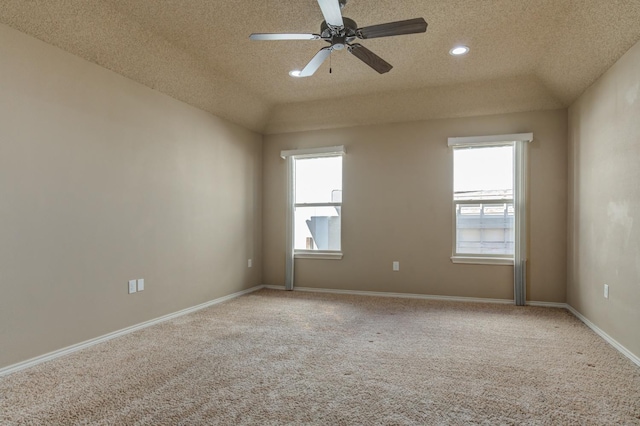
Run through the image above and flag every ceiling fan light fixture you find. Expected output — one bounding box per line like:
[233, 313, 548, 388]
[449, 45, 470, 56]
[289, 70, 302, 77]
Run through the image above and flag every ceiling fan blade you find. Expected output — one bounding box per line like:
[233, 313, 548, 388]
[317, 0, 344, 27]
[357, 17, 427, 39]
[249, 33, 321, 41]
[299, 47, 332, 77]
[348, 43, 393, 74]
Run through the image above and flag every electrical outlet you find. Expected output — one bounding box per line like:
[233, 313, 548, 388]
[393, 261, 400, 271]
[128, 280, 137, 294]
[248, 259, 252, 268]
[604, 284, 609, 299]
[137, 278, 144, 291]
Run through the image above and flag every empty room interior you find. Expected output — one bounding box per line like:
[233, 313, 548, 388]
[1, 0, 640, 423]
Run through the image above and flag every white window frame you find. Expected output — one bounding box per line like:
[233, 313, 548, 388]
[448, 133, 531, 270]
[451, 142, 515, 265]
[280, 146, 345, 290]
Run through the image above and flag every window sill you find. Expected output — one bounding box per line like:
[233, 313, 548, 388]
[451, 256, 514, 265]
[295, 251, 343, 260]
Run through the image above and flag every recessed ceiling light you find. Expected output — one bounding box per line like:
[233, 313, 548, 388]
[449, 45, 470, 56]
[289, 70, 302, 77]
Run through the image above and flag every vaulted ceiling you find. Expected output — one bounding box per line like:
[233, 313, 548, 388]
[2, 0, 640, 133]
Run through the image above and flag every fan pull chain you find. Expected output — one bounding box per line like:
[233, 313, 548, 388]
[329, 50, 332, 74]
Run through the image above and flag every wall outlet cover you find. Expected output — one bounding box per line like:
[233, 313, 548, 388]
[128, 280, 137, 294]
[393, 261, 400, 271]
[248, 259, 252, 268]
[137, 278, 144, 291]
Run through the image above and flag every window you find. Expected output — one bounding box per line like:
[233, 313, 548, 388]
[293, 155, 342, 255]
[453, 144, 514, 258]
[280, 146, 345, 276]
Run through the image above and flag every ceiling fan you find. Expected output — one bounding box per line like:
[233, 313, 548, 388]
[249, 0, 427, 77]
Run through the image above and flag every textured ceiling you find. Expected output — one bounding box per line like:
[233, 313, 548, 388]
[2, 0, 640, 133]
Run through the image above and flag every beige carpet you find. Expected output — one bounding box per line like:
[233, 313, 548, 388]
[2, 289, 639, 425]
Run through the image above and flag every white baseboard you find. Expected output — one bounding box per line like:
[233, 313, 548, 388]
[0, 285, 265, 377]
[265, 285, 514, 304]
[263, 285, 286, 290]
[565, 305, 640, 368]
[4, 285, 638, 377]
[267, 285, 567, 309]
[525, 300, 568, 308]
[266, 285, 566, 307]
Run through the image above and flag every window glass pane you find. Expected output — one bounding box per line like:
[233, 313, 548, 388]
[454, 145, 513, 200]
[295, 156, 342, 203]
[455, 203, 514, 255]
[294, 206, 341, 251]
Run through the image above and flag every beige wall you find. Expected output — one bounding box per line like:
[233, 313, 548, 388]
[568, 40, 640, 358]
[0, 24, 262, 368]
[265, 75, 564, 135]
[263, 110, 567, 302]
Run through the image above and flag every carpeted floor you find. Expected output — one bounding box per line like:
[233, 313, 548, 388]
[2, 289, 639, 425]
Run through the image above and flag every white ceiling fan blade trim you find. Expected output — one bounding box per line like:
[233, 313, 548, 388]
[317, 0, 344, 27]
[249, 33, 321, 41]
[299, 47, 332, 77]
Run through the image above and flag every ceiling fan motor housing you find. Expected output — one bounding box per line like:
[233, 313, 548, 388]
[321, 17, 358, 50]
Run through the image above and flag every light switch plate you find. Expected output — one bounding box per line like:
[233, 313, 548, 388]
[137, 278, 144, 291]
[604, 284, 609, 299]
[248, 259, 252, 268]
[128, 280, 137, 294]
[393, 261, 400, 271]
